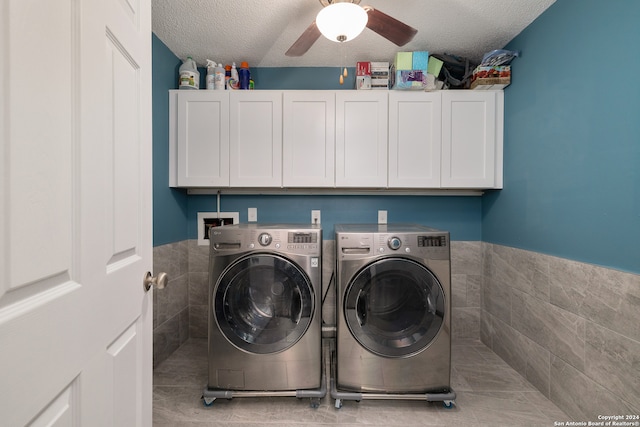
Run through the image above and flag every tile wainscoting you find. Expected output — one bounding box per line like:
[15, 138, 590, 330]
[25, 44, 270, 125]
[153, 239, 640, 420]
[481, 242, 640, 420]
[153, 240, 190, 367]
[153, 239, 484, 364]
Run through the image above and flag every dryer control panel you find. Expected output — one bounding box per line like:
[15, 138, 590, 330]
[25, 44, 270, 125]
[337, 230, 449, 260]
[374, 233, 448, 258]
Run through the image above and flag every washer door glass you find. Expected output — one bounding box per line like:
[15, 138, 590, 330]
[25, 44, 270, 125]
[344, 258, 445, 358]
[214, 253, 314, 354]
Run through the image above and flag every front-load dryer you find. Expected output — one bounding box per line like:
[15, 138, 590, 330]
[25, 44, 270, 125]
[333, 224, 454, 402]
[204, 224, 324, 405]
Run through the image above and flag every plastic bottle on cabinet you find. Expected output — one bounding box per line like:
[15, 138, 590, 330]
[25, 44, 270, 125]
[214, 63, 225, 90]
[239, 61, 250, 90]
[179, 56, 199, 90]
[224, 64, 231, 89]
[205, 60, 216, 90]
[228, 63, 239, 90]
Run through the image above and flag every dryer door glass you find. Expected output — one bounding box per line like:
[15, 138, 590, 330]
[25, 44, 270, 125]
[344, 258, 445, 357]
[214, 253, 314, 354]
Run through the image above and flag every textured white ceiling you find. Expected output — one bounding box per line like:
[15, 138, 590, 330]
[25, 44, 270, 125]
[152, 0, 556, 68]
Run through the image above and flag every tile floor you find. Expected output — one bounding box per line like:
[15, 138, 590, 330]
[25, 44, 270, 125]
[153, 338, 569, 426]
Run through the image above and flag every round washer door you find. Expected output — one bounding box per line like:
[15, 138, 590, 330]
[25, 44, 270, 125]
[344, 257, 445, 358]
[214, 253, 314, 354]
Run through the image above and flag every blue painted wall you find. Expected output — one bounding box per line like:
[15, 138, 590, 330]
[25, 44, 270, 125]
[250, 67, 356, 90]
[481, 0, 640, 273]
[153, 3, 640, 272]
[187, 65, 359, 91]
[152, 34, 188, 246]
[152, 37, 484, 245]
[191, 65, 359, 90]
[187, 194, 482, 241]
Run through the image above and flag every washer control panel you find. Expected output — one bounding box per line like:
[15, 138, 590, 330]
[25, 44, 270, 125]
[210, 225, 321, 256]
[253, 230, 320, 253]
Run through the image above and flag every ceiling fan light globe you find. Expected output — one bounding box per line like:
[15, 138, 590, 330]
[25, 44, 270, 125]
[316, 3, 368, 43]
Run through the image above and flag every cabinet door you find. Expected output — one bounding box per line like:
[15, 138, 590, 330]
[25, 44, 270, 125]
[336, 91, 388, 187]
[230, 91, 283, 187]
[388, 92, 442, 188]
[176, 91, 230, 187]
[441, 91, 503, 188]
[283, 91, 335, 187]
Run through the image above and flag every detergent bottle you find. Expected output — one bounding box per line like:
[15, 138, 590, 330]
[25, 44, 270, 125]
[239, 61, 250, 90]
[179, 56, 199, 90]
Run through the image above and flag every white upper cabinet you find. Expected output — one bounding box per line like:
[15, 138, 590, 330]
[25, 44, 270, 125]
[388, 91, 442, 188]
[229, 91, 283, 187]
[283, 91, 335, 187]
[170, 90, 503, 191]
[336, 91, 388, 187]
[174, 91, 230, 187]
[441, 91, 504, 189]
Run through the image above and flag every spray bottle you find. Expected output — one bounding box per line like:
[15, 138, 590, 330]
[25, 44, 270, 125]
[229, 62, 239, 90]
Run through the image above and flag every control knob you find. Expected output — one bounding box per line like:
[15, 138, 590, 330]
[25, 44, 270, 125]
[388, 236, 402, 250]
[258, 233, 272, 246]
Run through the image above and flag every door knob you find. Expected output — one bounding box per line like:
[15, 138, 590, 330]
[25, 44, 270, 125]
[143, 271, 168, 292]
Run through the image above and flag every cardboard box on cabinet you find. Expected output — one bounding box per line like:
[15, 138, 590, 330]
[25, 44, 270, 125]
[470, 65, 511, 90]
[357, 61, 390, 89]
[371, 61, 390, 89]
[356, 61, 372, 90]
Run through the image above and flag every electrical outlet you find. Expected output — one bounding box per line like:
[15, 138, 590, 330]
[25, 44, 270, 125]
[378, 210, 388, 224]
[248, 207, 257, 222]
[311, 210, 321, 225]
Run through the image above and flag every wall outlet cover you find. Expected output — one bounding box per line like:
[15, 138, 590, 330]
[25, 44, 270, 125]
[378, 210, 388, 224]
[248, 207, 258, 222]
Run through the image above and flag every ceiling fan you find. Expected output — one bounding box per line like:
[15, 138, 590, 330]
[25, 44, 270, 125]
[285, 0, 418, 57]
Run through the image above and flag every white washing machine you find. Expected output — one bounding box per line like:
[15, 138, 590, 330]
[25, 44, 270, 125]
[203, 224, 325, 407]
[332, 224, 455, 407]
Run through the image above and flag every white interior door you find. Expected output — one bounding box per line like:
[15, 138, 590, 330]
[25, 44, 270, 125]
[0, 0, 153, 425]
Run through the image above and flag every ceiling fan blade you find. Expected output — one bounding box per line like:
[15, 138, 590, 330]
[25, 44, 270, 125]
[286, 21, 322, 56]
[363, 6, 417, 46]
